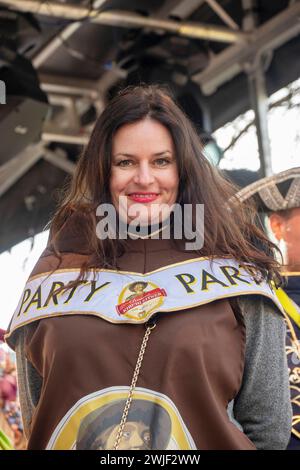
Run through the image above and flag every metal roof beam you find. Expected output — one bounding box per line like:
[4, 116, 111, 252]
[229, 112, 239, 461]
[205, 0, 239, 30]
[0, 143, 45, 198]
[192, 1, 300, 94]
[0, 0, 246, 43]
[43, 149, 76, 174]
[32, 0, 108, 69]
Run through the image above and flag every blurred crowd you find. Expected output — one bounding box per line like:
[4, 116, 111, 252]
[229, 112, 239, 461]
[0, 329, 26, 450]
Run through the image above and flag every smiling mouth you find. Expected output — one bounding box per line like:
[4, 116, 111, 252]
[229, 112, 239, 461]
[128, 193, 159, 202]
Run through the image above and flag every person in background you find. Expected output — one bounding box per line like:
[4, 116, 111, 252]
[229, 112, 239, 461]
[234, 167, 300, 449]
[0, 328, 26, 450]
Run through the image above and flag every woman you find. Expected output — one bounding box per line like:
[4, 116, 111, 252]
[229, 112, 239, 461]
[5, 84, 291, 450]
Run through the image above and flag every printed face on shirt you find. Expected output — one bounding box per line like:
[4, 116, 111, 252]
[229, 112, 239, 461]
[96, 421, 152, 450]
[110, 118, 179, 226]
[48, 388, 196, 450]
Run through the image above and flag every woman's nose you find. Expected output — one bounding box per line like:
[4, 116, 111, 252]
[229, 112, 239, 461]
[133, 163, 155, 186]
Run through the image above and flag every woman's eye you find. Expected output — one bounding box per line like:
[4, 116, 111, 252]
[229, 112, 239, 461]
[116, 158, 172, 167]
[117, 159, 133, 167]
[155, 158, 170, 166]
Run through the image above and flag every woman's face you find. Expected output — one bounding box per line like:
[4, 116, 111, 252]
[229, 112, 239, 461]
[110, 118, 179, 226]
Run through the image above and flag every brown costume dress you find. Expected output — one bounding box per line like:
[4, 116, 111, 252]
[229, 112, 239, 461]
[5, 221, 286, 450]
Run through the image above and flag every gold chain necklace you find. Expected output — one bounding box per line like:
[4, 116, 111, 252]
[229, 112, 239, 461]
[113, 316, 157, 450]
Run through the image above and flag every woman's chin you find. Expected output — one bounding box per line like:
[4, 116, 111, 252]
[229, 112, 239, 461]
[117, 205, 172, 227]
[127, 216, 159, 227]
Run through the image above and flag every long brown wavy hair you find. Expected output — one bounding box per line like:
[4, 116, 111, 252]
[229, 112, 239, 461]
[46, 83, 282, 290]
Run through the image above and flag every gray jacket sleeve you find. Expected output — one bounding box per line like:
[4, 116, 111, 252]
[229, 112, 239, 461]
[228, 294, 292, 450]
[14, 326, 42, 440]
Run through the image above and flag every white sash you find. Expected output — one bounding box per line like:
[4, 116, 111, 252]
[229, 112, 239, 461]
[6, 257, 284, 339]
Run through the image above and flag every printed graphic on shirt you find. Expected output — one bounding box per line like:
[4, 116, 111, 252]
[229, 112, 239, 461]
[46, 386, 196, 450]
[116, 281, 167, 320]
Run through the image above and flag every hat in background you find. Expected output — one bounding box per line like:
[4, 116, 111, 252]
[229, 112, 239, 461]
[223, 169, 260, 189]
[233, 167, 300, 212]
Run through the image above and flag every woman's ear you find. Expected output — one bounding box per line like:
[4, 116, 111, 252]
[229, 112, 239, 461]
[269, 213, 285, 241]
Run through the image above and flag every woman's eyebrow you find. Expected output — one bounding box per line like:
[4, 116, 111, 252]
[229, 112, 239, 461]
[113, 150, 172, 157]
[154, 150, 172, 156]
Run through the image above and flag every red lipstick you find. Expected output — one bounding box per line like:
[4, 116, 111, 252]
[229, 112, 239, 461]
[128, 193, 159, 203]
